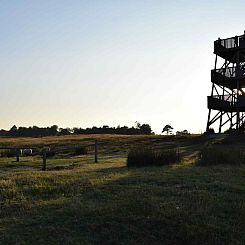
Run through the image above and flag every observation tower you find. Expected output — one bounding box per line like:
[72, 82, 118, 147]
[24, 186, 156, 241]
[206, 32, 245, 133]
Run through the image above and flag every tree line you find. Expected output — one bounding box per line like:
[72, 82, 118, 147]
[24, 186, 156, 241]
[0, 123, 153, 137]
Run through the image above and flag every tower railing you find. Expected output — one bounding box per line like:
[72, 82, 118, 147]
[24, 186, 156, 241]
[208, 95, 233, 111]
[208, 94, 245, 109]
[213, 67, 236, 78]
[210, 94, 233, 103]
[214, 35, 245, 49]
[212, 66, 245, 80]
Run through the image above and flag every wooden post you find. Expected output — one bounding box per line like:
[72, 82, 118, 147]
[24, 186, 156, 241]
[95, 140, 98, 163]
[16, 148, 20, 162]
[177, 148, 180, 162]
[42, 148, 47, 171]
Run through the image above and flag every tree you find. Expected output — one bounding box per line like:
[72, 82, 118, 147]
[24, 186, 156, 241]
[139, 124, 152, 135]
[10, 125, 17, 132]
[135, 121, 141, 129]
[50, 125, 58, 135]
[162, 124, 173, 135]
[9, 125, 18, 136]
[59, 128, 71, 135]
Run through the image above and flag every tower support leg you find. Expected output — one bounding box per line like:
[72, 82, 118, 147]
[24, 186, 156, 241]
[206, 109, 212, 132]
[219, 111, 223, 133]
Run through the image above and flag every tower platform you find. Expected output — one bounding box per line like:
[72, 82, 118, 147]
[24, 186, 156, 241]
[214, 35, 245, 62]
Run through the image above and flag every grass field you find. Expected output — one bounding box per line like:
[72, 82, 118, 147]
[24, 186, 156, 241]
[0, 134, 245, 244]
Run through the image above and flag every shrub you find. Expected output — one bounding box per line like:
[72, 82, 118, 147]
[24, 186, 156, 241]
[127, 147, 180, 167]
[204, 128, 215, 134]
[1, 149, 17, 158]
[198, 145, 245, 165]
[74, 146, 88, 156]
[46, 150, 56, 158]
[39, 148, 56, 158]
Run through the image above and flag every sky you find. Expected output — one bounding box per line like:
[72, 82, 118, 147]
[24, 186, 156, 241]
[0, 0, 245, 134]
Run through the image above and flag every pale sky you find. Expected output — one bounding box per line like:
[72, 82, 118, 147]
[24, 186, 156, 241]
[0, 0, 245, 134]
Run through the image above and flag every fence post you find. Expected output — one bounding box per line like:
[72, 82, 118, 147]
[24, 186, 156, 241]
[95, 140, 98, 163]
[16, 148, 20, 162]
[42, 148, 47, 171]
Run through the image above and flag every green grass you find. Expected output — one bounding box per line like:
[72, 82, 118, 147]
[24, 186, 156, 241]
[0, 134, 245, 244]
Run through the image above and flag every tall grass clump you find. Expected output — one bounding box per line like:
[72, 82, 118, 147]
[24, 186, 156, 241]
[0, 149, 16, 158]
[127, 147, 180, 167]
[74, 146, 88, 156]
[199, 145, 245, 165]
[46, 150, 56, 158]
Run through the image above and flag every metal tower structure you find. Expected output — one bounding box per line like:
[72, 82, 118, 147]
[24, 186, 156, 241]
[206, 32, 245, 133]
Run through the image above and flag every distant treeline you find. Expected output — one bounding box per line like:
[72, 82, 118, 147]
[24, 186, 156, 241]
[0, 123, 153, 137]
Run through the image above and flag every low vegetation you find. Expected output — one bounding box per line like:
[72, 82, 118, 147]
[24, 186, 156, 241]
[0, 149, 17, 158]
[74, 146, 88, 156]
[199, 145, 245, 165]
[0, 134, 244, 244]
[127, 147, 180, 167]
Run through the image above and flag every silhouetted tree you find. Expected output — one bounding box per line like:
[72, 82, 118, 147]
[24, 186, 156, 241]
[50, 125, 58, 135]
[162, 124, 173, 135]
[139, 124, 152, 135]
[135, 121, 141, 129]
[0, 123, 154, 137]
[59, 128, 72, 135]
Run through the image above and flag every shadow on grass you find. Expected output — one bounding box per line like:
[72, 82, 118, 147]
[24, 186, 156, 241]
[1, 162, 245, 245]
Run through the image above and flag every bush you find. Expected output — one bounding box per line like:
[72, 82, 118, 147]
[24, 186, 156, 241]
[127, 147, 180, 167]
[46, 150, 56, 158]
[74, 146, 88, 156]
[198, 145, 245, 165]
[39, 148, 56, 158]
[204, 128, 215, 134]
[1, 149, 17, 158]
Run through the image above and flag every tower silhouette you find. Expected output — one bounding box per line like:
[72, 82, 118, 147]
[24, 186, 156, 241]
[207, 32, 245, 133]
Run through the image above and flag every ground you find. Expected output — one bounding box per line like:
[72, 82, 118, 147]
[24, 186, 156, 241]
[0, 134, 245, 244]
